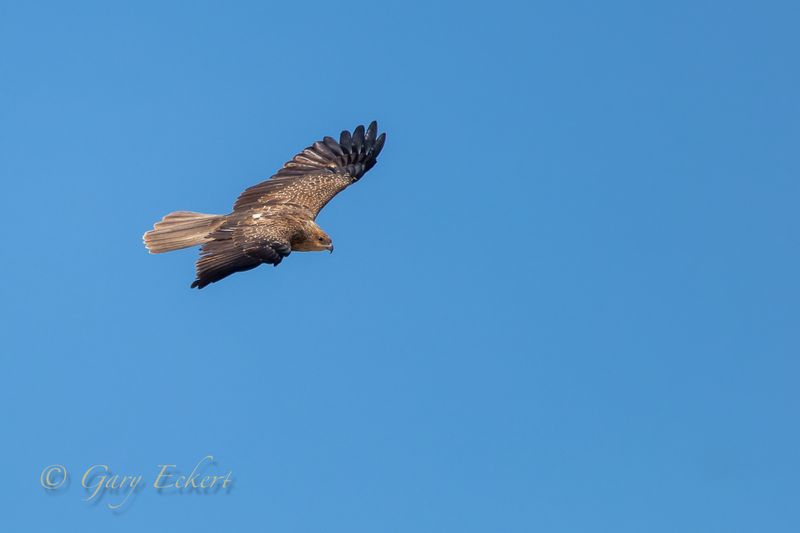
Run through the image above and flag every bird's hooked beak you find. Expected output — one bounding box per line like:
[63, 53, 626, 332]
[327, 244, 334, 254]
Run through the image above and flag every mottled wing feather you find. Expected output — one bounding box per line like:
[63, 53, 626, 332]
[190, 212, 295, 289]
[232, 219, 293, 264]
[191, 234, 261, 289]
[233, 121, 386, 218]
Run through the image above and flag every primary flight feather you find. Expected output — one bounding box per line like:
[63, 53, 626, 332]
[143, 121, 386, 289]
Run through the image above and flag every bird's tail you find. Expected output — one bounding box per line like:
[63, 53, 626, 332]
[143, 211, 226, 254]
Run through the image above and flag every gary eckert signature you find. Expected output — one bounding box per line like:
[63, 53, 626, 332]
[40, 455, 233, 511]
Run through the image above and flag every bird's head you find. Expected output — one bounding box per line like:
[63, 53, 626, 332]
[294, 223, 334, 253]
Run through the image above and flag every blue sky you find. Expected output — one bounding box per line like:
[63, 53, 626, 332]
[1, 1, 798, 531]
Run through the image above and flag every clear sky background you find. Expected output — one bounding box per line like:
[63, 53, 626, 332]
[1, 1, 798, 531]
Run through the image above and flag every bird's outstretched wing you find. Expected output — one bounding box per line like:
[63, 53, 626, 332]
[190, 215, 294, 289]
[233, 121, 386, 218]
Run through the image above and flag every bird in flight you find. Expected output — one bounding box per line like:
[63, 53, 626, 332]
[143, 121, 386, 289]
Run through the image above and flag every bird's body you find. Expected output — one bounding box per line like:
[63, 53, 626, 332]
[143, 121, 386, 288]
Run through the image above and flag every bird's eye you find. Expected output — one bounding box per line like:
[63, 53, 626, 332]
[318, 237, 325, 242]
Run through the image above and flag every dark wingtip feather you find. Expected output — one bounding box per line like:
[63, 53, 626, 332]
[323, 136, 343, 156]
[272, 121, 386, 182]
[372, 132, 386, 157]
[352, 125, 365, 155]
[366, 121, 377, 143]
[339, 129, 352, 150]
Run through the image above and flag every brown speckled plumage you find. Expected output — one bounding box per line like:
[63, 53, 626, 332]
[143, 121, 386, 289]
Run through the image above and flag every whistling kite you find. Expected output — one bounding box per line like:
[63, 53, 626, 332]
[143, 121, 386, 288]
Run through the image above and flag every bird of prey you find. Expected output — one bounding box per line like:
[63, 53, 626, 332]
[143, 121, 386, 289]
